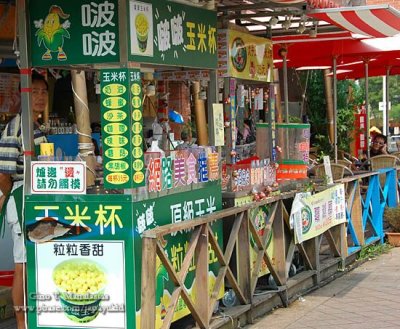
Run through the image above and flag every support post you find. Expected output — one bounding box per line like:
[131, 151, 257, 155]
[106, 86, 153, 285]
[333, 56, 338, 163]
[17, 0, 33, 194]
[237, 211, 251, 302]
[71, 70, 96, 187]
[195, 225, 209, 326]
[385, 67, 390, 138]
[365, 60, 370, 160]
[141, 238, 157, 329]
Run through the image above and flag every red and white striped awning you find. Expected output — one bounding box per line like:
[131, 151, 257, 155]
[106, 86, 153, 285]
[307, 5, 400, 38]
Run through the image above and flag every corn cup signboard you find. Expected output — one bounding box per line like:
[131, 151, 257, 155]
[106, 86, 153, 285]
[29, 0, 120, 66]
[25, 195, 135, 329]
[128, 0, 217, 69]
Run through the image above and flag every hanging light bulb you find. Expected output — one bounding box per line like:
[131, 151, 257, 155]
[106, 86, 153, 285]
[309, 22, 318, 38]
[297, 22, 306, 34]
[282, 16, 291, 30]
[269, 16, 279, 26]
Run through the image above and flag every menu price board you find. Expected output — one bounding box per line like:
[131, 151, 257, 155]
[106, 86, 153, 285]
[130, 69, 145, 188]
[101, 69, 132, 189]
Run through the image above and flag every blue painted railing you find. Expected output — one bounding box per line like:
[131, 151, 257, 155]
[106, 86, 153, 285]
[344, 168, 398, 255]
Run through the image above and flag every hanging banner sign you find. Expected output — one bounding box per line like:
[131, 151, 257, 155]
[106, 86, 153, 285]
[29, 0, 119, 66]
[31, 161, 86, 194]
[146, 148, 220, 193]
[213, 103, 225, 147]
[128, 0, 217, 69]
[290, 184, 346, 244]
[218, 29, 274, 82]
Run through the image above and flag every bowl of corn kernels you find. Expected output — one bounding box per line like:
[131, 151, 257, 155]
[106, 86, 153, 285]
[53, 259, 107, 323]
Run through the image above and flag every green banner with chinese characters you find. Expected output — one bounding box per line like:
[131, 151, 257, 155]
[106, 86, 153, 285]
[129, 69, 145, 187]
[29, 0, 119, 66]
[133, 182, 223, 327]
[25, 194, 135, 329]
[101, 68, 133, 189]
[128, 0, 217, 69]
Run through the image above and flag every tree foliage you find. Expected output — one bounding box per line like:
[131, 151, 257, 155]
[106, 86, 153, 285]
[302, 70, 363, 158]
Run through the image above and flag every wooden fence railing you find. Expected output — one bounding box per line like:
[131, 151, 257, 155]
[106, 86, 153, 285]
[140, 169, 398, 329]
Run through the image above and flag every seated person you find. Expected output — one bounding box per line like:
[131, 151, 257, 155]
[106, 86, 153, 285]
[370, 133, 388, 158]
[358, 133, 389, 171]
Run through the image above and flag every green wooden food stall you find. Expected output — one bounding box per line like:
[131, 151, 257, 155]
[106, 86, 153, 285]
[19, 1, 223, 328]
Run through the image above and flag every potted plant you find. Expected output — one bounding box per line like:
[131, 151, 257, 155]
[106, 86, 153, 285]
[384, 206, 400, 247]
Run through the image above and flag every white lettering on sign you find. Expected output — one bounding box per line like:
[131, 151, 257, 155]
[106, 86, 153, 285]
[81, 1, 117, 57]
[157, 19, 171, 52]
[82, 30, 116, 56]
[171, 14, 183, 46]
[81, 1, 115, 27]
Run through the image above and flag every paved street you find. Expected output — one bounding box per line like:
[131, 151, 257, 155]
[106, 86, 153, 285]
[246, 247, 400, 329]
[1, 248, 400, 329]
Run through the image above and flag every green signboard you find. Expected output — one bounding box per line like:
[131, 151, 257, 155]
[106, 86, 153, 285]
[100, 68, 145, 189]
[29, 0, 119, 66]
[129, 69, 145, 187]
[101, 68, 133, 189]
[25, 194, 135, 329]
[128, 0, 217, 69]
[133, 182, 223, 327]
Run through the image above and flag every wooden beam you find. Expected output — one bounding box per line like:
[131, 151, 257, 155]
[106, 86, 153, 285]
[324, 229, 341, 257]
[297, 243, 314, 270]
[302, 237, 320, 284]
[349, 181, 365, 245]
[238, 210, 251, 302]
[195, 225, 209, 327]
[143, 196, 282, 239]
[141, 238, 157, 329]
[271, 201, 286, 285]
[160, 288, 182, 329]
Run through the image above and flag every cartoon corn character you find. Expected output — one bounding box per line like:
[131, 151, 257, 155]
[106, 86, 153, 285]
[34, 5, 71, 61]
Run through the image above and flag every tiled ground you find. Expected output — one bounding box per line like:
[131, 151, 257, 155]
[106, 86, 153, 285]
[247, 248, 400, 329]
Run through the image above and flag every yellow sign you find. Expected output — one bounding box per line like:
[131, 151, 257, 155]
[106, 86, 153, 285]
[132, 109, 142, 121]
[132, 122, 142, 134]
[102, 84, 127, 96]
[132, 147, 143, 158]
[104, 148, 129, 160]
[105, 160, 129, 172]
[131, 83, 141, 95]
[132, 135, 143, 147]
[131, 96, 142, 108]
[104, 135, 129, 147]
[132, 159, 144, 171]
[102, 97, 127, 109]
[105, 173, 130, 184]
[291, 184, 347, 244]
[227, 30, 273, 82]
[40, 143, 54, 156]
[103, 110, 127, 122]
[104, 123, 128, 134]
[133, 171, 145, 183]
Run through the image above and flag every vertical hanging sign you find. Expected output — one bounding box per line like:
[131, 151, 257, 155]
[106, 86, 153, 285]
[130, 69, 146, 187]
[101, 68, 133, 189]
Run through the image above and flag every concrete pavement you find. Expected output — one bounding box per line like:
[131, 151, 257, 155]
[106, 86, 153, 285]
[246, 247, 400, 329]
[1, 248, 400, 329]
